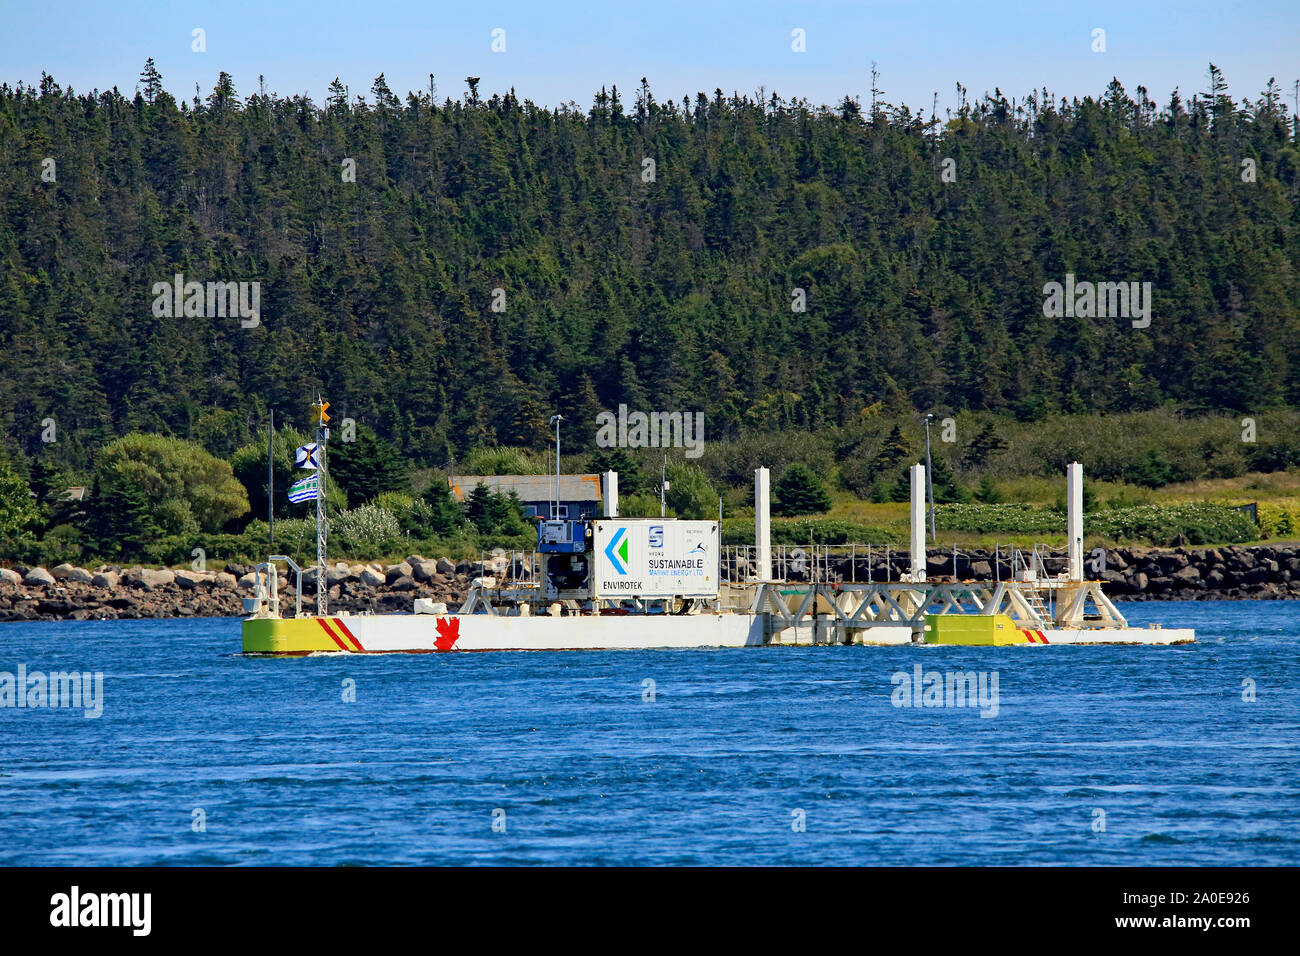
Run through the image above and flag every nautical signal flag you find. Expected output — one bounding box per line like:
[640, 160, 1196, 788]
[295, 443, 321, 470]
[287, 473, 321, 504]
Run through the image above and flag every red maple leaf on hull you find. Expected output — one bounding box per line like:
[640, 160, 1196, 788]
[434, 616, 460, 651]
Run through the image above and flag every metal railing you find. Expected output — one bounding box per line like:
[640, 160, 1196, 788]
[720, 542, 1074, 587]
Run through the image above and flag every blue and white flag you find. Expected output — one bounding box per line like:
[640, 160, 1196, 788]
[287, 473, 321, 503]
[295, 443, 321, 470]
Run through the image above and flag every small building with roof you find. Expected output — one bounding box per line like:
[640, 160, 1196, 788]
[447, 474, 602, 521]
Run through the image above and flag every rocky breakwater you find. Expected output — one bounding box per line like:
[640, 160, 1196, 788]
[1065, 545, 1300, 601]
[733, 544, 1300, 601]
[0, 555, 512, 622]
[5, 546, 1299, 622]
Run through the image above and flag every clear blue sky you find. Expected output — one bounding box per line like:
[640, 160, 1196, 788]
[2, 1, 1297, 115]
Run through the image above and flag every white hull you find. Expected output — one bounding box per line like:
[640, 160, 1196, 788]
[244, 611, 766, 653]
[243, 611, 1194, 654]
[1036, 627, 1194, 645]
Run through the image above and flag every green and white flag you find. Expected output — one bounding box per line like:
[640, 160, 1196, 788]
[287, 473, 321, 503]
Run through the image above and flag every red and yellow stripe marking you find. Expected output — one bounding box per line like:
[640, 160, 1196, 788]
[1020, 628, 1050, 643]
[318, 617, 364, 651]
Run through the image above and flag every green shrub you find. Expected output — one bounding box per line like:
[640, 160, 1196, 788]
[618, 492, 667, 518]
[267, 517, 318, 564]
[36, 523, 86, 564]
[0, 461, 40, 539]
[141, 531, 265, 567]
[696, 428, 837, 489]
[1120, 450, 1191, 488]
[934, 503, 1065, 535]
[333, 504, 402, 557]
[722, 518, 903, 546]
[96, 433, 249, 534]
[1257, 502, 1300, 539]
[459, 446, 548, 476]
[373, 491, 415, 515]
[1086, 505, 1256, 546]
[666, 462, 720, 519]
[932, 501, 1255, 545]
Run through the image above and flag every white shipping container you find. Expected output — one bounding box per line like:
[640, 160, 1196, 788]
[591, 520, 719, 600]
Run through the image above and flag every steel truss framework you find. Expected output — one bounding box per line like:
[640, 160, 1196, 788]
[743, 579, 1129, 632]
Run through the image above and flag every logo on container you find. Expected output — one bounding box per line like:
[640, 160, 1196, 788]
[604, 527, 629, 574]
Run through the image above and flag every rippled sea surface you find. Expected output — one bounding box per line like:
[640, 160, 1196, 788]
[1, 602, 1297, 865]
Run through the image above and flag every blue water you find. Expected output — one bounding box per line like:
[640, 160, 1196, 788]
[0, 602, 1296, 865]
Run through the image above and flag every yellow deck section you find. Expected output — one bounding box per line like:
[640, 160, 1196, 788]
[924, 613, 1032, 646]
[242, 617, 343, 654]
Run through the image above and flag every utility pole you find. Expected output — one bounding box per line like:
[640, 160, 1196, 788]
[549, 415, 564, 520]
[267, 410, 274, 549]
[925, 416, 935, 541]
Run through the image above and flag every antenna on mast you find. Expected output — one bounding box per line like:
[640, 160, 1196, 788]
[549, 415, 564, 520]
[660, 455, 669, 518]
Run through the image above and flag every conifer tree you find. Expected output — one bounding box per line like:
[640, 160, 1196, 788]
[84, 475, 157, 560]
[872, 426, 915, 503]
[329, 426, 407, 505]
[0, 64, 1296, 500]
[962, 422, 1008, 469]
[420, 481, 465, 536]
[139, 58, 163, 104]
[774, 464, 832, 516]
[588, 448, 647, 497]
